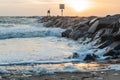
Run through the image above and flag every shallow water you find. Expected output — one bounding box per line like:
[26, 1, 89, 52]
[0, 16, 80, 65]
[0, 17, 108, 72]
[0, 37, 79, 64]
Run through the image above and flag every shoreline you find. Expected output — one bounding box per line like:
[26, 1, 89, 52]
[39, 15, 120, 61]
[0, 59, 120, 80]
[0, 15, 119, 80]
[0, 67, 120, 80]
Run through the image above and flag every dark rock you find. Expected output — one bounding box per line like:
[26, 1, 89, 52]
[104, 42, 120, 57]
[100, 35, 114, 43]
[88, 15, 120, 34]
[69, 30, 83, 40]
[113, 27, 120, 41]
[79, 19, 90, 25]
[55, 21, 62, 27]
[93, 54, 99, 58]
[97, 40, 113, 49]
[112, 22, 120, 33]
[78, 24, 89, 33]
[102, 28, 113, 36]
[93, 28, 106, 40]
[104, 56, 112, 60]
[113, 35, 120, 41]
[84, 54, 95, 61]
[62, 29, 72, 38]
[99, 14, 120, 25]
[88, 20, 99, 33]
[44, 21, 53, 27]
[89, 18, 98, 26]
[72, 53, 79, 59]
[69, 24, 89, 40]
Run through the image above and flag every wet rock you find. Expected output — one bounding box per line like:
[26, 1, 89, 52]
[104, 42, 120, 57]
[69, 24, 89, 40]
[88, 15, 120, 34]
[88, 20, 99, 33]
[62, 29, 72, 38]
[0, 76, 2, 80]
[55, 21, 62, 27]
[93, 28, 105, 40]
[100, 28, 115, 43]
[89, 18, 98, 26]
[78, 24, 89, 33]
[72, 53, 79, 59]
[99, 14, 120, 25]
[113, 27, 120, 41]
[44, 21, 53, 27]
[102, 28, 113, 36]
[97, 40, 113, 49]
[69, 30, 83, 40]
[84, 54, 95, 61]
[79, 19, 90, 25]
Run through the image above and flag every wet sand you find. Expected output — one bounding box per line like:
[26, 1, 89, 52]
[29, 70, 120, 80]
[0, 59, 120, 80]
[1, 70, 120, 80]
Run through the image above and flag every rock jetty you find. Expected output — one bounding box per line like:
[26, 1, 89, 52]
[39, 14, 120, 61]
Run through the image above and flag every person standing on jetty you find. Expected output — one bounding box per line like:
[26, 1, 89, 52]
[47, 9, 50, 16]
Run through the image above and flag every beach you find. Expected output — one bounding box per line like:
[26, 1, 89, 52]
[0, 15, 120, 80]
[0, 59, 120, 80]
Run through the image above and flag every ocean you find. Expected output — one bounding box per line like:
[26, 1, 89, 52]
[0, 16, 80, 65]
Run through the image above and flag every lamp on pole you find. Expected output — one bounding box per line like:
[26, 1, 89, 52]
[59, 4, 65, 16]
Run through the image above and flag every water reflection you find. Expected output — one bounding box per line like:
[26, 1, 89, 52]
[0, 62, 109, 71]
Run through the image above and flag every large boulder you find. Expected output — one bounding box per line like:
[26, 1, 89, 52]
[68, 24, 89, 40]
[43, 21, 53, 27]
[119, 18, 120, 23]
[62, 29, 72, 38]
[102, 28, 113, 36]
[97, 40, 113, 49]
[84, 54, 96, 61]
[88, 14, 120, 34]
[89, 18, 98, 26]
[93, 28, 106, 40]
[99, 14, 120, 25]
[113, 27, 120, 41]
[77, 24, 89, 33]
[88, 20, 99, 33]
[69, 30, 83, 40]
[72, 53, 79, 59]
[104, 42, 120, 58]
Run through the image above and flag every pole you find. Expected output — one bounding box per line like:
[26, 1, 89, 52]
[61, 9, 63, 16]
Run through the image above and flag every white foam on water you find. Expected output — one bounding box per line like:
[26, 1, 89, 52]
[0, 17, 108, 67]
[0, 37, 80, 64]
[71, 38, 107, 61]
[33, 65, 82, 74]
[107, 65, 120, 70]
[0, 17, 65, 39]
[0, 24, 65, 39]
[0, 17, 81, 65]
[0, 68, 9, 73]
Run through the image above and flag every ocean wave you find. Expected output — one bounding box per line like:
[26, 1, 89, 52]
[0, 27, 64, 39]
[0, 17, 65, 39]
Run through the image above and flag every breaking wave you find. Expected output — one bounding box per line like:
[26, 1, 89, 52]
[0, 17, 65, 39]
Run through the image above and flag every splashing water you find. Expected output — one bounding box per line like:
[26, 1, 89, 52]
[0, 17, 107, 68]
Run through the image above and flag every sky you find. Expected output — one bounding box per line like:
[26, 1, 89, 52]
[0, 0, 120, 16]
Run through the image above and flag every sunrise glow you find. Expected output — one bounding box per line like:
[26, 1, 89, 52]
[0, 0, 120, 16]
[65, 0, 91, 11]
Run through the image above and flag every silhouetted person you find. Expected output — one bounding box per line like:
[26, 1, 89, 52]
[47, 10, 50, 16]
